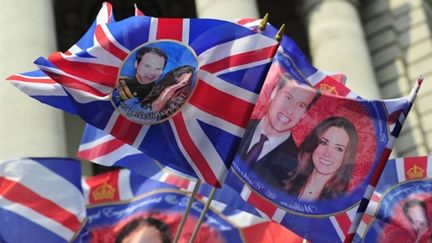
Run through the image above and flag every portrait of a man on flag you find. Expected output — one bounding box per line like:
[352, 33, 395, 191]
[112, 42, 198, 124]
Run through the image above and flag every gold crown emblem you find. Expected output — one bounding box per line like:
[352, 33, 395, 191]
[92, 183, 116, 201]
[319, 84, 338, 95]
[407, 164, 425, 179]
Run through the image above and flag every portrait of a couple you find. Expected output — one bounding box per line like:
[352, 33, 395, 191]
[237, 75, 359, 202]
[112, 42, 197, 123]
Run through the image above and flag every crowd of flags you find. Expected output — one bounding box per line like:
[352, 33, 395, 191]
[2, 2, 429, 243]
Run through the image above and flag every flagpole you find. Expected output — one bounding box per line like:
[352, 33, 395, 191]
[187, 186, 217, 243]
[173, 179, 201, 243]
[344, 76, 423, 243]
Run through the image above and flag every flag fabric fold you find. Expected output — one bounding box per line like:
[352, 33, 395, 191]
[6, 2, 116, 115]
[0, 158, 86, 243]
[7, 5, 280, 187]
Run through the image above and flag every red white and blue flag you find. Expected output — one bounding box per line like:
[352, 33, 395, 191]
[76, 168, 303, 243]
[0, 158, 85, 243]
[353, 156, 432, 243]
[7, 5, 279, 187]
[225, 34, 418, 243]
[6, 2, 116, 115]
[78, 123, 260, 215]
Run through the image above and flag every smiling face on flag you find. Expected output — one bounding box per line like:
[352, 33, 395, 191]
[111, 40, 198, 124]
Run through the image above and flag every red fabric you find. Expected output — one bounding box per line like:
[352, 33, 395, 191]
[251, 63, 376, 192]
[242, 222, 304, 243]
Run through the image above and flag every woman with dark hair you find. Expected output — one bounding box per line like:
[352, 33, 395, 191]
[115, 217, 171, 243]
[283, 116, 358, 201]
[141, 65, 195, 112]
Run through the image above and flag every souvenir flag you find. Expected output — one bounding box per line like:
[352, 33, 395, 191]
[0, 158, 85, 243]
[353, 156, 432, 243]
[7, 4, 280, 187]
[6, 2, 116, 115]
[76, 168, 303, 243]
[77, 123, 259, 215]
[225, 32, 419, 243]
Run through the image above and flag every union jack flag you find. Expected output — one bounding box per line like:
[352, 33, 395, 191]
[6, 2, 116, 115]
[353, 155, 432, 243]
[225, 33, 419, 243]
[78, 124, 260, 215]
[0, 158, 85, 243]
[7, 6, 279, 187]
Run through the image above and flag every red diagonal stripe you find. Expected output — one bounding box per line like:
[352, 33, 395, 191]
[95, 25, 129, 60]
[200, 45, 276, 73]
[78, 137, 124, 161]
[236, 18, 257, 26]
[371, 148, 392, 186]
[165, 174, 190, 190]
[172, 113, 221, 187]
[48, 52, 118, 88]
[334, 213, 351, 236]
[0, 177, 81, 232]
[189, 80, 255, 128]
[42, 70, 107, 97]
[156, 18, 183, 41]
[110, 116, 142, 145]
[247, 191, 277, 217]
[7, 74, 56, 84]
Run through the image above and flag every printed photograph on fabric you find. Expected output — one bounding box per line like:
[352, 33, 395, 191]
[111, 40, 198, 124]
[364, 180, 432, 243]
[231, 62, 386, 216]
[78, 190, 234, 243]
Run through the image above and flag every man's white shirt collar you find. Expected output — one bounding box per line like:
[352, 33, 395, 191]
[248, 120, 292, 161]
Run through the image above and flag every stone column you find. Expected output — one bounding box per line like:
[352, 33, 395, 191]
[195, 0, 259, 19]
[303, 0, 381, 98]
[0, 0, 67, 159]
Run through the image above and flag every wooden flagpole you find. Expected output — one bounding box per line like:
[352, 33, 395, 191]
[173, 179, 201, 243]
[187, 186, 217, 243]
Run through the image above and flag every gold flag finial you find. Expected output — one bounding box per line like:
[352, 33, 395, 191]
[258, 13, 269, 31]
[275, 24, 286, 42]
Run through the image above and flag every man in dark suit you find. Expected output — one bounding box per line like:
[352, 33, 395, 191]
[237, 77, 320, 190]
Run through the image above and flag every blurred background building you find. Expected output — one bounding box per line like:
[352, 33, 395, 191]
[1, 0, 431, 175]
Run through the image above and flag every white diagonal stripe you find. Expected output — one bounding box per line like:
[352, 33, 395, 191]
[0, 159, 85, 220]
[181, 107, 228, 181]
[10, 81, 67, 96]
[168, 119, 205, 181]
[329, 216, 345, 242]
[213, 58, 272, 76]
[199, 69, 259, 104]
[0, 196, 75, 241]
[184, 104, 244, 137]
[37, 64, 113, 94]
[79, 134, 114, 151]
[198, 34, 276, 66]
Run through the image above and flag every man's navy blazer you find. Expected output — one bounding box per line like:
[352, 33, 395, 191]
[237, 119, 300, 191]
